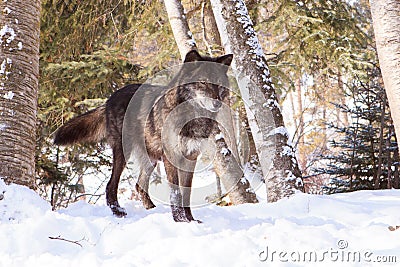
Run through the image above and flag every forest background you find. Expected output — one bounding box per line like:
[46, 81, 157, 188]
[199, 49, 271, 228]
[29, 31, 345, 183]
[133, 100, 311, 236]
[35, 0, 397, 209]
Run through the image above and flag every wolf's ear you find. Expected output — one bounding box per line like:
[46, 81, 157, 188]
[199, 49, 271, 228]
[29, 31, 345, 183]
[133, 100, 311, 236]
[216, 54, 233, 66]
[184, 50, 202, 63]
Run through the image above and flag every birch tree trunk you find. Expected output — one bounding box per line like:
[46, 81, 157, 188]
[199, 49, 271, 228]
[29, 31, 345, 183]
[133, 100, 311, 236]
[163, 0, 196, 60]
[369, 0, 400, 142]
[163, 0, 258, 204]
[0, 0, 40, 188]
[211, 0, 304, 202]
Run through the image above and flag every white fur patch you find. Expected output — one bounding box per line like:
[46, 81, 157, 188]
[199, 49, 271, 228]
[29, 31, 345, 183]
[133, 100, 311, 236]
[181, 137, 201, 155]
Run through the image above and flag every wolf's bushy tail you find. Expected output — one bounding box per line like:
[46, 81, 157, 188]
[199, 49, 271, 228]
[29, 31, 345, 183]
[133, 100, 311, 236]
[54, 105, 106, 146]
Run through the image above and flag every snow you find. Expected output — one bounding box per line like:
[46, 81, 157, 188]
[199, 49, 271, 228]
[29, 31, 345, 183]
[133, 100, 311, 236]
[0, 24, 16, 44]
[1, 178, 400, 266]
[0, 123, 7, 131]
[233, 0, 266, 67]
[268, 126, 290, 139]
[220, 147, 230, 156]
[281, 145, 294, 157]
[1, 58, 12, 77]
[2, 90, 14, 100]
[0, 60, 6, 74]
[215, 132, 224, 141]
[3, 7, 11, 15]
[263, 98, 280, 110]
[185, 31, 196, 47]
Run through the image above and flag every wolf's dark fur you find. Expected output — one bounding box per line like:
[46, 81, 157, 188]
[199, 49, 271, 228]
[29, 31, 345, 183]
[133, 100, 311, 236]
[54, 50, 233, 222]
[54, 106, 106, 145]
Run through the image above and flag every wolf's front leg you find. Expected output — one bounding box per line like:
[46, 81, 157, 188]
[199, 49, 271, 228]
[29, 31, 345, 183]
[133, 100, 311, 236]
[170, 188, 190, 222]
[178, 160, 201, 223]
[164, 159, 190, 222]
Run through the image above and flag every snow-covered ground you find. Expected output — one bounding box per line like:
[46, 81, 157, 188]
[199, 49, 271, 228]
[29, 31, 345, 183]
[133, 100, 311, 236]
[1, 179, 400, 267]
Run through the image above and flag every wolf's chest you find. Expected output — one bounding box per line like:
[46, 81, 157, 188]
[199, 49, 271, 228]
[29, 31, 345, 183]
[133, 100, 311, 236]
[180, 137, 202, 156]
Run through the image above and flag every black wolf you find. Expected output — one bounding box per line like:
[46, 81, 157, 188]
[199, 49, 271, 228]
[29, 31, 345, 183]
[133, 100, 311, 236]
[54, 50, 233, 222]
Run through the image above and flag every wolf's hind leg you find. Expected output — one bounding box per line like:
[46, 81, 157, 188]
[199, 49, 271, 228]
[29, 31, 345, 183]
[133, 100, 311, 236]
[106, 145, 127, 217]
[135, 162, 156, 209]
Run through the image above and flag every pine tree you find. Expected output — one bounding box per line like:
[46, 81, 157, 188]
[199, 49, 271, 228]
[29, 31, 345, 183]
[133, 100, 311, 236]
[37, 0, 173, 206]
[316, 67, 400, 193]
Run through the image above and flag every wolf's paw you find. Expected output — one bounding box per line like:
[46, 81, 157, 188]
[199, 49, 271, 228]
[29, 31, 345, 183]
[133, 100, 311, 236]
[184, 207, 201, 223]
[136, 183, 156, 210]
[171, 205, 192, 223]
[173, 215, 191, 223]
[143, 199, 156, 210]
[110, 204, 127, 218]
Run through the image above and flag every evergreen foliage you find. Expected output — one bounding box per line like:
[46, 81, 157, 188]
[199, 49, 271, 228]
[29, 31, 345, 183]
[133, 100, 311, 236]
[31, 0, 398, 206]
[255, 0, 374, 93]
[316, 67, 400, 193]
[251, 0, 378, 179]
[37, 0, 177, 207]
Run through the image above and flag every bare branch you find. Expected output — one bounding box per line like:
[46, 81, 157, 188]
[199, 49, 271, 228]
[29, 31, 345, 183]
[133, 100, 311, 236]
[48, 235, 84, 248]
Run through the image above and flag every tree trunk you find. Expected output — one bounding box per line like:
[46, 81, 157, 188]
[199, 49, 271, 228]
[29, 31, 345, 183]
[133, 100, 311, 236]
[163, 0, 258, 204]
[374, 93, 386, 189]
[296, 78, 307, 174]
[0, 0, 40, 188]
[214, 136, 257, 204]
[369, 0, 400, 142]
[163, 0, 196, 60]
[393, 142, 400, 189]
[211, 0, 304, 202]
[201, 0, 222, 54]
[337, 70, 349, 127]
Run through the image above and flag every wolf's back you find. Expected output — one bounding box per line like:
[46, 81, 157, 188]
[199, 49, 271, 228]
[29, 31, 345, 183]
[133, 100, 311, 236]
[54, 105, 106, 145]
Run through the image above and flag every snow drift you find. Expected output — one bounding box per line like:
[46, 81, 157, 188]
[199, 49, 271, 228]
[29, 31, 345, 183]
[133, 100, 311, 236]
[1, 179, 400, 266]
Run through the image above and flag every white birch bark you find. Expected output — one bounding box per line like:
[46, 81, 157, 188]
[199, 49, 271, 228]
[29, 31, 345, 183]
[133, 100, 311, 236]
[369, 0, 400, 142]
[163, 0, 197, 60]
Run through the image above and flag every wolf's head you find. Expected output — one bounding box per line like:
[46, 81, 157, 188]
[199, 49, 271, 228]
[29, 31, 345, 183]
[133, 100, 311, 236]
[174, 50, 233, 113]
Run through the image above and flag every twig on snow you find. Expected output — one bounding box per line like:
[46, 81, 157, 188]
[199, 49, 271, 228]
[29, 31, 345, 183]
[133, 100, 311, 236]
[48, 235, 84, 248]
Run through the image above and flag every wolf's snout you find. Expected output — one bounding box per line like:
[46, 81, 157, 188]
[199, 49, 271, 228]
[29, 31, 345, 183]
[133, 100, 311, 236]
[196, 98, 222, 112]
